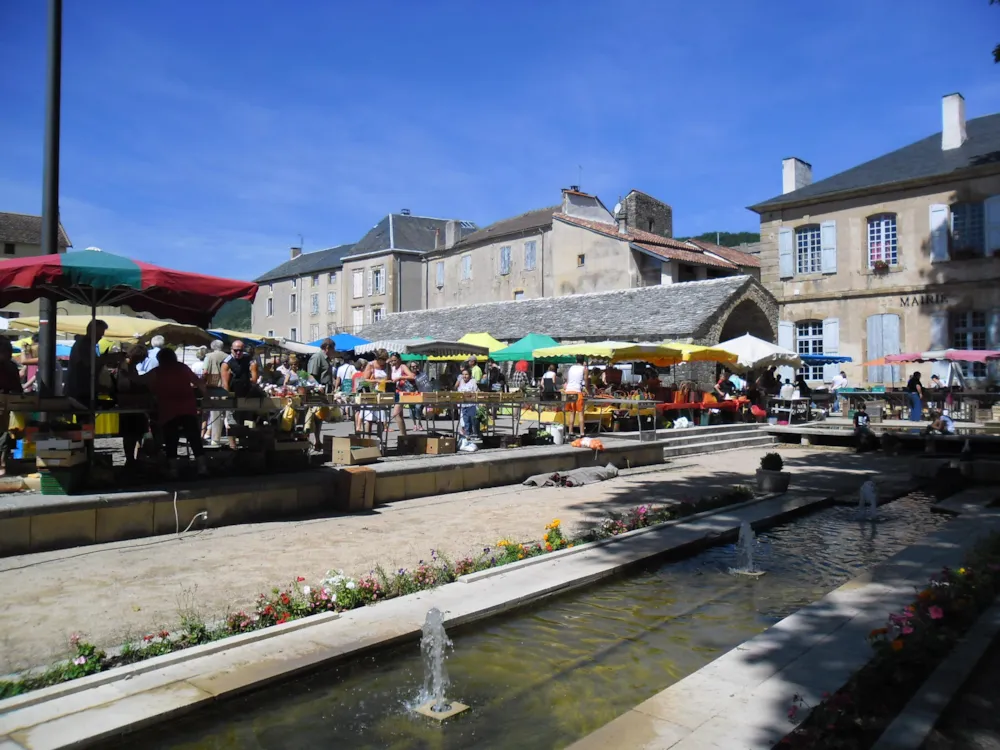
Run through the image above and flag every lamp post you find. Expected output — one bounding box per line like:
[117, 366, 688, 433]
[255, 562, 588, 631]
[37, 0, 62, 398]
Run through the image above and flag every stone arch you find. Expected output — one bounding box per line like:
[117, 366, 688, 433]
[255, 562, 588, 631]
[697, 280, 779, 346]
[717, 299, 775, 343]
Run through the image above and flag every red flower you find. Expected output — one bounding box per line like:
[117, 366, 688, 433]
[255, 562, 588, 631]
[158, 630, 170, 639]
[296, 576, 306, 582]
[280, 593, 291, 606]
[143, 634, 153, 642]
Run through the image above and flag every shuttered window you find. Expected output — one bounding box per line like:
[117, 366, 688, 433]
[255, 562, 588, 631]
[524, 240, 537, 271]
[499, 246, 511, 275]
[796, 321, 824, 381]
[795, 226, 822, 274]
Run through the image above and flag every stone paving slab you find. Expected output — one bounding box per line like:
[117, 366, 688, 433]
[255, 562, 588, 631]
[568, 492, 1000, 750]
[0, 491, 832, 749]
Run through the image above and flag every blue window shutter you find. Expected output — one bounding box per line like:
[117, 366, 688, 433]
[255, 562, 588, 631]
[866, 315, 884, 384]
[820, 220, 837, 274]
[777, 320, 795, 383]
[929, 310, 949, 350]
[882, 313, 901, 384]
[822, 317, 839, 381]
[778, 228, 794, 279]
[985, 196, 1000, 256]
[929, 204, 950, 262]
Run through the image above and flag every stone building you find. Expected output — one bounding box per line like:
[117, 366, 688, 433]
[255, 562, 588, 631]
[749, 93, 1000, 386]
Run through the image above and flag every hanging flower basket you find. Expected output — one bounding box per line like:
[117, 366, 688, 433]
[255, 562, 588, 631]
[872, 260, 890, 274]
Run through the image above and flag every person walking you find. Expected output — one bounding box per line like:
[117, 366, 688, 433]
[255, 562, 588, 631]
[564, 355, 587, 439]
[456, 367, 479, 438]
[221, 340, 259, 449]
[388, 352, 415, 437]
[906, 371, 924, 422]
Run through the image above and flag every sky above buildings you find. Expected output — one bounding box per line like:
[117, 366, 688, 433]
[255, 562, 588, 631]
[2, 1, 999, 278]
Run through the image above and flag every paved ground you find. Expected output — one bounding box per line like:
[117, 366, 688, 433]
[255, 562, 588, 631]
[924, 636, 1000, 750]
[0, 445, 902, 673]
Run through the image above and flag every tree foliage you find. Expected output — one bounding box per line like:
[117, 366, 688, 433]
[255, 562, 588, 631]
[677, 231, 761, 248]
[211, 299, 252, 331]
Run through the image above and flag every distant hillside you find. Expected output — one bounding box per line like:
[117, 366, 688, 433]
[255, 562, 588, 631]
[211, 299, 252, 331]
[678, 231, 761, 248]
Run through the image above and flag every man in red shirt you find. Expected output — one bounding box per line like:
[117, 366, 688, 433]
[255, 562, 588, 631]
[140, 347, 208, 478]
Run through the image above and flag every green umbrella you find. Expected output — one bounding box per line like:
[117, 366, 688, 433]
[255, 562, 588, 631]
[492, 333, 574, 363]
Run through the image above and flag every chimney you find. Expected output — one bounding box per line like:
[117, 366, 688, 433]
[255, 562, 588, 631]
[781, 157, 813, 194]
[617, 214, 627, 235]
[400, 208, 411, 216]
[444, 220, 459, 248]
[290, 246, 302, 260]
[942, 93, 967, 151]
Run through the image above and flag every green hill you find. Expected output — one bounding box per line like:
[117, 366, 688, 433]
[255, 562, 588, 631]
[211, 299, 252, 331]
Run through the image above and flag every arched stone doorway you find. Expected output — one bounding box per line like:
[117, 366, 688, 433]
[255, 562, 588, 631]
[717, 299, 775, 343]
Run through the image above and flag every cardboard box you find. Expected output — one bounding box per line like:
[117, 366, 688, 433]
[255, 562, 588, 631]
[425, 435, 456, 455]
[36, 452, 87, 468]
[396, 434, 428, 454]
[36, 439, 84, 451]
[335, 466, 376, 511]
[331, 436, 381, 465]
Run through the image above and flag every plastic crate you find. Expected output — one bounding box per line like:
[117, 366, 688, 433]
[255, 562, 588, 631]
[39, 467, 86, 495]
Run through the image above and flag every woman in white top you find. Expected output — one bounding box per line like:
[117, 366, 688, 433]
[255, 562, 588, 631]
[388, 352, 415, 436]
[360, 351, 390, 438]
[277, 354, 300, 388]
[456, 367, 480, 438]
[563, 355, 588, 438]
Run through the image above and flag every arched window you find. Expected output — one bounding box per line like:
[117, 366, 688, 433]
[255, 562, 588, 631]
[795, 225, 821, 274]
[867, 214, 898, 267]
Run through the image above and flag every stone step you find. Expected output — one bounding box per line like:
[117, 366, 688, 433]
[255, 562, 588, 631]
[662, 434, 777, 459]
[657, 427, 765, 447]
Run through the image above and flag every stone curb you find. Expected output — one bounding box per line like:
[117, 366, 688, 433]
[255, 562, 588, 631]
[871, 592, 1000, 750]
[460, 492, 782, 584]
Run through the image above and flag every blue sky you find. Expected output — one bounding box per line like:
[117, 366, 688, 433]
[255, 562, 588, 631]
[2, 1, 999, 279]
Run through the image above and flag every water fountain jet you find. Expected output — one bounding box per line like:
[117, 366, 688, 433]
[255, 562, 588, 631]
[729, 521, 765, 578]
[858, 480, 878, 521]
[414, 607, 469, 721]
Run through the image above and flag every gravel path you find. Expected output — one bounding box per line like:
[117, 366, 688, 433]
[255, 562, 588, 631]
[0, 446, 898, 673]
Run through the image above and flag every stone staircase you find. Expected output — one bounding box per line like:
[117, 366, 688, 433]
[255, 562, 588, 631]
[656, 424, 776, 459]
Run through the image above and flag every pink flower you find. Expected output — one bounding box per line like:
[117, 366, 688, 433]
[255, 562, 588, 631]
[928, 605, 944, 620]
[902, 625, 914, 635]
[73, 656, 86, 666]
[69, 633, 81, 648]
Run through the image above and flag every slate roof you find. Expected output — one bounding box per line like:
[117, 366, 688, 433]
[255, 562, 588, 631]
[360, 275, 763, 342]
[0, 212, 71, 247]
[449, 206, 559, 250]
[554, 214, 760, 269]
[751, 112, 1000, 210]
[255, 244, 355, 283]
[346, 214, 476, 258]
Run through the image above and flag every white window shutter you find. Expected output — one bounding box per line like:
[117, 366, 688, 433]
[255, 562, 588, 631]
[366, 269, 373, 296]
[929, 204, 950, 262]
[778, 228, 794, 278]
[881, 314, 901, 384]
[822, 317, 840, 381]
[820, 221, 837, 274]
[777, 320, 795, 383]
[984, 196, 1000, 256]
[929, 310, 950, 350]
[866, 315, 884, 384]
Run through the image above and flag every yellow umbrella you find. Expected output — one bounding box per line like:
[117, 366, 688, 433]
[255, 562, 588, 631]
[666, 342, 739, 365]
[428, 332, 507, 361]
[14, 314, 215, 346]
[531, 341, 638, 360]
[609, 343, 687, 366]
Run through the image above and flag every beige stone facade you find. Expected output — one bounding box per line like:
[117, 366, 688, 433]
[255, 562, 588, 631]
[751, 95, 1000, 386]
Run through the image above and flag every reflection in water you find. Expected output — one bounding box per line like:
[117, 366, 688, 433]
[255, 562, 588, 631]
[103, 496, 946, 750]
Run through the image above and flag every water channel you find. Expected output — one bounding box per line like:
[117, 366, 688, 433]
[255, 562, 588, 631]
[104, 494, 947, 750]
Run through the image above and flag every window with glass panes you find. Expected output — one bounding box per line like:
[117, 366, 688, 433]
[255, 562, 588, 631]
[524, 240, 537, 271]
[953, 311, 988, 378]
[796, 321, 824, 380]
[951, 202, 986, 255]
[867, 214, 898, 266]
[795, 226, 822, 274]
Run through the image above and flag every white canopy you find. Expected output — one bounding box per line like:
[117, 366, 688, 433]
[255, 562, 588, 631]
[715, 333, 801, 373]
[278, 339, 322, 355]
[355, 338, 490, 357]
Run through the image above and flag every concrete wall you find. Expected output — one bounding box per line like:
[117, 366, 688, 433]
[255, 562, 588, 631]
[757, 171, 1000, 385]
[563, 193, 612, 223]
[425, 229, 550, 309]
[549, 220, 635, 296]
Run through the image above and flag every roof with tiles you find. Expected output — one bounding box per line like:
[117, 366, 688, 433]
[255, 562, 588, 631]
[750, 111, 1000, 210]
[554, 214, 759, 269]
[360, 275, 764, 342]
[449, 206, 560, 250]
[255, 244, 355, 283]
[0, 212, 71, 247]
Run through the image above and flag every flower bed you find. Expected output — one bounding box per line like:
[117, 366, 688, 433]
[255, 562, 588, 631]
[779, 531, 1000, 749]
[0, 486, 755, 699]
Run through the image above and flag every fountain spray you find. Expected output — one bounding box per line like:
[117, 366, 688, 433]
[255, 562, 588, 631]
[730, 521, 765, 578]
[858, 480, 878, 521]
[414, 608, 469, 720]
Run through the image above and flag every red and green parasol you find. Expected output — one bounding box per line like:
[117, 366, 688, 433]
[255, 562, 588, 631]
[0, 248, 258, 327]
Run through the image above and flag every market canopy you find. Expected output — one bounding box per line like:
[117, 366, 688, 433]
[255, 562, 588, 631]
[209, 329, 277, 347]
[609, 343, 687, 366]
[0, 248, 258, 327]
[715, 333, 802, 373]
[663, 342, 739, 365]
[531, 341, 637, 360]
[14, 314, 215, 347]
[428, 332, 507, 362]
[886, 349, 1000, 364]
[305, 332, 370, 352]
[799, 354, 853, 366]
[355, 338, 490, 358]
[491, 333, 571, 362]
[278, 339, 322, 356]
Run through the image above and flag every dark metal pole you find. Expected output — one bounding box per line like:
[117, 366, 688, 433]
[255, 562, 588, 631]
[37, 0, 62, 398]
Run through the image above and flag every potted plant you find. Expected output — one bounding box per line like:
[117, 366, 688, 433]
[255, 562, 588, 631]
[756, 452, 790, 493]
[872, 259, 890, 274]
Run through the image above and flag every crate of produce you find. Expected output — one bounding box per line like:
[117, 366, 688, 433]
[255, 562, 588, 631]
[355, 392, 381, 405]
[39, 466, 86, 495]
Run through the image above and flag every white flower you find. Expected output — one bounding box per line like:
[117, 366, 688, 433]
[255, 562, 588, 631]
[331, 592, 337, 602]
[346, 581, 356, 590]
[301, 586, 311, 595]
